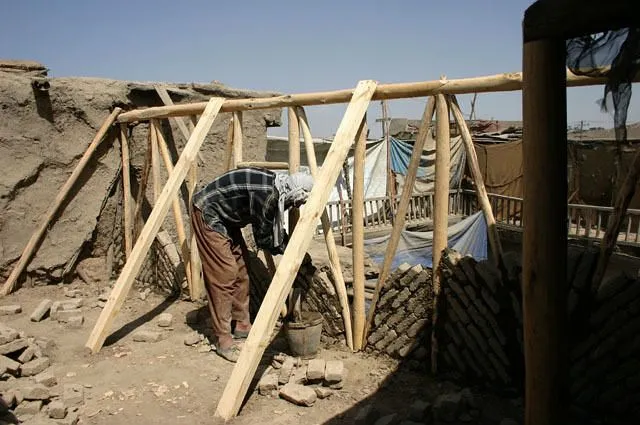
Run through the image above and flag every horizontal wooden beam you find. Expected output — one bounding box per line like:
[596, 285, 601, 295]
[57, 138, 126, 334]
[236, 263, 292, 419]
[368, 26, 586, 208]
[236, 161, 289, 170]
[117, 69, 640, 123]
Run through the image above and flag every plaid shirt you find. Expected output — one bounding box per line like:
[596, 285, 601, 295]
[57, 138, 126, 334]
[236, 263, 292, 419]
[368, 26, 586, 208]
[192, 168, 286, 254]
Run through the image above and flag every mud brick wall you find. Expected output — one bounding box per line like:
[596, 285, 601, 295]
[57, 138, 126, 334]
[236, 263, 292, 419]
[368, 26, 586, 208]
[367, 264, 434, 363]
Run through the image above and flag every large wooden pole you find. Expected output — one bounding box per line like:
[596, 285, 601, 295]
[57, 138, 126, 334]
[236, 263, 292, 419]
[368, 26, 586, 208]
[214, 81, 377, 420]
[85, 98, 224, 353]
[352, 116, 368, 350]
[224, 116, 235, 171]
[117, 70, 638, 123]
[297, 106, 354, 351]
[120, 124, 133, 259]
[449, 96, 504, 266]
[150, 122, 162, 204]
[288, 107, 301, 231]
[233, 111, 243, 168]
[363, 97, 436, 341]
[2, 107, 122, 296]
[522, 38, 568, 425]
[431, 94, 451, 374]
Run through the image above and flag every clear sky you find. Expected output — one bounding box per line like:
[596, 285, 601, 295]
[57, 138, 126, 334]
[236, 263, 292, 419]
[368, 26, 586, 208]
[1, 0, 637, 138]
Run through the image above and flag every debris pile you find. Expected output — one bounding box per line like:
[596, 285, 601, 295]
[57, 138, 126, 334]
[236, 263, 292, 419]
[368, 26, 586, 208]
[257, 354, 346, 407]
[0, 321, 82, 424]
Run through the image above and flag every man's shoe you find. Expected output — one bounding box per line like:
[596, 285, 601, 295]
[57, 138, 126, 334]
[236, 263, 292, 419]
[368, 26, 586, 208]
[215, 344, 241, 363]
[233, 329, 250, 339]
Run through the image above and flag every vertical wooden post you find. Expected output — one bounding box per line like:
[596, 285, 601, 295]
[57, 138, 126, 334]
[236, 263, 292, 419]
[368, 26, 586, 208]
[352, 116, 368, 350]
[297, 106, 354, 350]
[382, 100, 395, 207]
[522, 37, 568, 425]
[363, 97, 436, 341]
[150, 122, 162, 204]
[449, 96, 504, 267]
[188, 160, 205, 301]
[233, 112, 243, 168]
[288, 107, 301, 231]
[431, 94, 451, 374]
[225, 115, 235, 171]
[214, 81, 377, 420]
[120, 124, 133, 259]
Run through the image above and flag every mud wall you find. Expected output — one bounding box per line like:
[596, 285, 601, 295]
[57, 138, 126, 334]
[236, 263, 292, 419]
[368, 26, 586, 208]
[0, 62, 281, 287]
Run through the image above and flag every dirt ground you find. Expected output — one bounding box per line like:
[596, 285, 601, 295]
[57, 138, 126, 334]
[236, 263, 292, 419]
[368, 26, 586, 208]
[1, 280, 523, 425]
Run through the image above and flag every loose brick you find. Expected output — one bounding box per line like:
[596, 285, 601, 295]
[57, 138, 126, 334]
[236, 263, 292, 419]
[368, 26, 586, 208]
[1, 390, 16, 408]
[157, 313, 173, 327]
[35, 371, 58, 387]
[23, 384, 50, 400]
[278, 357, 295, 385]
[290, 366, 307, 385]
[64, 289, 83, 298]
[258, 372, 278, 396]
[315, 387, 333, 399]
[0, 325, 19, 344]
[30, 299, 53, 322]
[48, 400, 67, 419]
[0, 338, 28, 355]
[63, 384, 84, 406]
[183, 332, 200, 346]
[58, 410, 79, 425]
[14, 399, 43, 416]
[0, 354, 21, 374]
[132, 330, 162, 343]
[21, 357, 50, 376]
[66, 316, 84, 329]
[279, 383, 317, 406]
[18, 345, 37, 363]
[324, 360, 345, 384]
[306, 359, 325, 382]
[54, 309, 83, 323]
[0, 305, 22, 315]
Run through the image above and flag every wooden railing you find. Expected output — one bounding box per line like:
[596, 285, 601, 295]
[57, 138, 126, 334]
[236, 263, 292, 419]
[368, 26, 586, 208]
[317, 188, 640, 248]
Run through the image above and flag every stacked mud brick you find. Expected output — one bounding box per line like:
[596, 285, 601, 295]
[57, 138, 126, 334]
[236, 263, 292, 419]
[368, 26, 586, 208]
[367, 263, 434, 362]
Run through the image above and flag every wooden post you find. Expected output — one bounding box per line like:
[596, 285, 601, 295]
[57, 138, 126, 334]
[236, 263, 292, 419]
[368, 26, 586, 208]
[150, 122, 162, 204]
[522, 38, 568, 425]
[431, 94, 451, 374]
[153, 120, 193, 292]
[133, 135, 152, 240]
[85, 98, 224, 353]
[352, 116, 368, 350]
[233, 111, 243, 168]
[2, 107, 122, 296]
[382, 100, 395, 205]
[236, 161, 289, 170]
[296, 106, 354, 351]
[120, 124, 133, 259]
[225, 115, 235, 171]
[363, 97, 436, 341]
[188, 160, 205, 301]
[449, 96, 504, 267]
[214, 81, 377, 420]
[288, 107, 301, 231]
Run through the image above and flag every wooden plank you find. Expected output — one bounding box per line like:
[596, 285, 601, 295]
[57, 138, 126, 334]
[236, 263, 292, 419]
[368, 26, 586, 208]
[233, 111, 243, 167]
[363, 97, 436, 340]
[214, 80, 377, 420]
[297, 106, 353, 350]
[85, 98, 224, 353]
[153, 120, 193, 291]
[225, 116, 235, 171]
[522, 38, 568, 425]
[431, 94, 451, 374]
[237, 161, 289, 170]
[288, 107, 301, 231]
[188, 161, 204, 301]
[120, 124, 133, 258]
[449, 96, 503, 266]
[352, 116, 368, 350]
[117, 69, 640, 122]
[2, 107, 122, 296]
[150, 122, 162, 204]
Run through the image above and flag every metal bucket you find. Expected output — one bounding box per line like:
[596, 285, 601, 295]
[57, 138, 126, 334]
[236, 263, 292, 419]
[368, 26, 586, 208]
[283, 311, 324, 359]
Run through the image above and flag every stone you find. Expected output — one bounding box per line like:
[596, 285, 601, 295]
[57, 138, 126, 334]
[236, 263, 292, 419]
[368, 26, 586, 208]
[0, 325, 19, 344]
[329, 381, 344, 390]
[21, 357, 50, 376]
[23, 384, 50, 400]
[66, 316, 84, 329]
[48, 400, 67, 419]
[409, 400, 431, 421]
[434, 392, 462, 422]
[307, 358, 325, 382]
[34, 338, 56, 357]
[354, 405, 380, 425]
[1, 390, 16, 408]
[279, 383, 317, 407]
[278, 357, 295, 385]
[157, 313, 173, 327]
[374, 414, 398, 425]
[0, 354, 21, 374]
[63, 384, 84, 406]
[132, 330, 162, 343]
[30, 299, 53, 322]
[314, 387, 333, 399]
[324, 360, 345, 384]
[35, 371, 58, 387]
[54, 309, 83, 323]
[64, 289, 83, 298]
[258, 373, 278, 396]
[57, 410, 79, 425]
[290, 366, 307, 385]
[0, 338, 28, 355]
[15, 400, 43, 415]
[183, 332, 200, 346]
[0, 305, 22, 315]
[18, 345, 37, 363]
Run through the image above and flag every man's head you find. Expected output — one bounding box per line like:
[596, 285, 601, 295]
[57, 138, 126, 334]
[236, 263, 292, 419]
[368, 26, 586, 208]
[283, 172, 314, 208]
